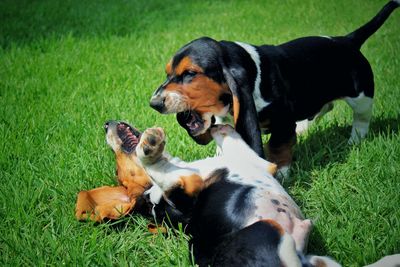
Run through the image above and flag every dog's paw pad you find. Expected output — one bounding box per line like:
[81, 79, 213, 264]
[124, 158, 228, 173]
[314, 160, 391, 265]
[137, 127, 166, 162]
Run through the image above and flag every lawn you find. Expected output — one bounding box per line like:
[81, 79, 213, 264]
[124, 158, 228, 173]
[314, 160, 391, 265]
[1, 0, 399, 266]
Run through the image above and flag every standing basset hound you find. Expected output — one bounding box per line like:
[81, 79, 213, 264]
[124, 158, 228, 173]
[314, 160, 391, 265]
[135, 124, 340, 267]
[149, 1, 400, 177]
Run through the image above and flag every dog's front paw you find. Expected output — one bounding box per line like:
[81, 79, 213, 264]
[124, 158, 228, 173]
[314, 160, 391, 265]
[136, 127, 166, 164]
[144, 185, 164, 205]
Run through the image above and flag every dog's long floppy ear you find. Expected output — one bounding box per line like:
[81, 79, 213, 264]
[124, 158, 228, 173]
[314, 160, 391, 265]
[75, 186, 136, 222]
[222, 66, 265, 158]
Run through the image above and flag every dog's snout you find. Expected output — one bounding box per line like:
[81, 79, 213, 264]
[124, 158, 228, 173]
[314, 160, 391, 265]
[104, 121, 110, 133]
[150, 95, 165, 113]
[104, 120, 118, 133]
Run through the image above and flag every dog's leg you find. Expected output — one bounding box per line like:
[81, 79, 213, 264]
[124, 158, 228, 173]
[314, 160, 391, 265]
[267, 126, 297, 180]
[214, 115, 234, 156]
[295, 119, 312, 135]
[307, 255, 342, 267]
[345, 93, 373, 144]
[290, 218, 312, 253]
[296, 102, 334, 134]
[136, 127, 166, 165]
[137, 128, 205, 201]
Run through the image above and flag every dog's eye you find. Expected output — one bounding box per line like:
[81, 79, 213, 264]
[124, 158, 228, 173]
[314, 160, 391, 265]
[181, 70, 197, 83]
[183, 70, 197, 77]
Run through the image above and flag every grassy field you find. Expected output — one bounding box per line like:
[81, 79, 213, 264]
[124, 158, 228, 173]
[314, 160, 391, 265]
[1, 0, 399, 266]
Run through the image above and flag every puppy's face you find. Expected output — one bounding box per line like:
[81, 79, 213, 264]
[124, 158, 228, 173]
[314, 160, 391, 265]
[104, 120, 151, 190]
[150, 37, 232, 144]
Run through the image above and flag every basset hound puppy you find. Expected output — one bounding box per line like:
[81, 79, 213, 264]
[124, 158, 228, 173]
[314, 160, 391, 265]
[149, 1, 400, 177]
[136, 124, 340, 267]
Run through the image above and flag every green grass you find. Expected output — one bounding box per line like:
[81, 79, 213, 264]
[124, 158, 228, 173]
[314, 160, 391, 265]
[1, 0, 399, 266]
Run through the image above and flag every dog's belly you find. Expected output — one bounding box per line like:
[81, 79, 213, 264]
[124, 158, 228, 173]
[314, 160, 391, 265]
[247, 189, 302, 225]
[244, 189, 312, 251]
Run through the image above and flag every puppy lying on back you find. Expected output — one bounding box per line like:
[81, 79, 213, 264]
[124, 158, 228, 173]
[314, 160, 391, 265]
[75, 121, 151, 222]
[136, 124, 340, 267]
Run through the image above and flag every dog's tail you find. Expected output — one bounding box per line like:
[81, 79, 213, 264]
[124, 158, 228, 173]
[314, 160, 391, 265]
[346, 0, 399, 49]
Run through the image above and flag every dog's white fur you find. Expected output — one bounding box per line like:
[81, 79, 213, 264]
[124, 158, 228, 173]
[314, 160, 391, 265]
[345, 92, 373, 144]
[235, 42, 271, 112]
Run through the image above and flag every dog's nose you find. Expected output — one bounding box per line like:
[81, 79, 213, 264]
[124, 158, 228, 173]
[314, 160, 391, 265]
[104, 120, 117, 133]
[104, 121, 110, 133]
[150, 96, 165, 113]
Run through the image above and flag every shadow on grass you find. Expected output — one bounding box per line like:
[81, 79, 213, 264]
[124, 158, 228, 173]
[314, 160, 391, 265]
[291, 115, 400, 185]
[288, 115, 399, 256]
[0, 0, 193, 48]
[307, 226, 329, 256]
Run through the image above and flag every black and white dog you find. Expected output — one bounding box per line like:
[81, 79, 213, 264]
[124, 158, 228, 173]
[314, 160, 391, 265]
[149, 1, 400, 177]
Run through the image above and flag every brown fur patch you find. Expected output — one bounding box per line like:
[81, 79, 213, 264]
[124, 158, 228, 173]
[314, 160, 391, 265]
[266, 163, 278, 176]
[175, 56, 203, 76]
[75, 186, 135, 222]
[232, 95, 240, 124]
[115, 151, 151, 197]
[75, 145, 152, 222]
[164, 76, 230, 114]
[266, 135, 297, 168]
[179, 174, 204, 196]
[147, 223, 167, 234]
[165, 59, 173, 75]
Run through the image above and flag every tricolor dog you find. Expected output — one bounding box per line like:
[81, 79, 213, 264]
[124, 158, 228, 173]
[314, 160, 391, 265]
[136, 124, 340, 266]
[149, 1, 400, 176]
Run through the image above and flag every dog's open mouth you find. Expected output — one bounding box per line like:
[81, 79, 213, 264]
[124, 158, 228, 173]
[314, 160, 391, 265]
[177, 110, 215, 136]
[116, 122, 142, 153]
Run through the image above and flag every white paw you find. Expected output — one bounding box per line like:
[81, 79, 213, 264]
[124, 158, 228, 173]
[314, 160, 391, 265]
[307, 256, 342, 267]
[296, 119, 311, 134]
[348, 128, 367, 145]
[144, 185, 163, 205]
